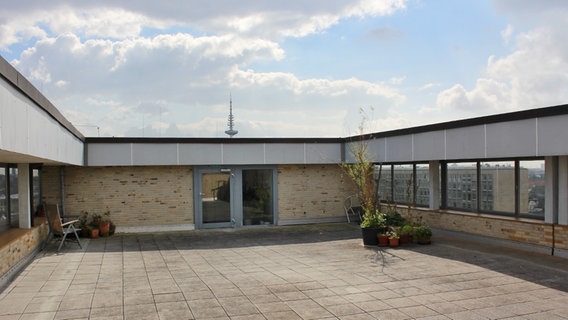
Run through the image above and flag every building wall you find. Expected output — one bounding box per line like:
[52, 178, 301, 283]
[400, 206, 568, 251]
[41, 164, 354, 228]
[277, 164, 355, 222]
[0, 223, 48, 284]
[42, 166, 194, 228]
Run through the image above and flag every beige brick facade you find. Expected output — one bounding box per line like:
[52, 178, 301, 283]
[277, 164, 355, 221]
[400, 206, 568, 251]
[42, 166, 194, 228]
[42, 164, 354, 229]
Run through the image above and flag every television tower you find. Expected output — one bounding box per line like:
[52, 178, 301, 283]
[224, 94, 238, 138]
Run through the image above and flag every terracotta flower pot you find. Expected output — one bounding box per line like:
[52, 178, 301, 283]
[90, 228, 99, 238]
[99, 221, 111, 236]
[389, 237, 399, 247]
[377, 234, 389, 247]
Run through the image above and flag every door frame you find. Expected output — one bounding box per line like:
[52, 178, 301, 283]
[193, 165, 278, 229]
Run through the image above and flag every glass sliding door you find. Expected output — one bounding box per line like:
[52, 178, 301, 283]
[9, 167, 18, 228]
[242, 169, 273, 225]
[201, 172, 233, 226]
[0, 167, 7, 232]
[195, 166, 276, 229]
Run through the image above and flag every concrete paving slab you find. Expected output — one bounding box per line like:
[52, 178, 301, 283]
[0, 223, 567, 319]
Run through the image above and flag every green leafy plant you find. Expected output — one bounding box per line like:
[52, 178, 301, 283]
[340, 108, 383, 228]
[400, 224, 414, 236]
[414, 225, 432, 238]
[387, 230, 399, 239]
[359, 209, 386, 228]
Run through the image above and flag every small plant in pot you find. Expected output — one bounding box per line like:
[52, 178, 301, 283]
[377, 230, 389, 247]
[414, 225, 432, 244]
[99, 210, 112, 237]
[388, 230, 400, 247]
[78, 211, 91, 238]
[399, 224, 414, 245]
[89, 213, 102, 238]
[360, 209, 387, 246]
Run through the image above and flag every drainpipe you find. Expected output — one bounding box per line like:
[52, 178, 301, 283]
[59, 167, 65, 216]
[552, 223, 555, 256]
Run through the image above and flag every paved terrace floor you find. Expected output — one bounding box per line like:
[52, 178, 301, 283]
[0, 223, 567, 320]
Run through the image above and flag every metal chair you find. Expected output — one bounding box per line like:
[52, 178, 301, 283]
[44, 204, 82, 251]
[344, 195, 362, 223]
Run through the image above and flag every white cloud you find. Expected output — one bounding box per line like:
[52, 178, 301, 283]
[0, 0, 407, 49]
[435, 24, 568, 114]
[501, 24, 514, 43]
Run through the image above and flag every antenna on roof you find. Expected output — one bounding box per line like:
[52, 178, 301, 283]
[224, 93, 238, 138]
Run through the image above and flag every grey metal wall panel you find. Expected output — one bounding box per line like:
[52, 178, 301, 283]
[486, 119, 537, 158]
[344, 138, 386, 163]
[445, 125, 485, 160]
[265, 143, 305, 164]
[88, 144, 132, 166]
[178, 144, 222, 165]
[0, 80, 84, 165]
[385, 135, 413, 162]
[367, 138, 387, 163]
[413, 131, 445, 161]
[223, 143, 265, 164]
[132, 143, 178, 165]
[306, 143, 341, 163]
[537, 114, 568, 156]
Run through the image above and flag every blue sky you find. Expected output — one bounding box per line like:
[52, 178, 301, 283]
[1, 0, 567, 137]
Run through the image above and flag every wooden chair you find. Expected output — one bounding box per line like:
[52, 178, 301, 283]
[44, 204, 82, 251]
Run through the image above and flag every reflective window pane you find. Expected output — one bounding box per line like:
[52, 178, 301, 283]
[9, 168, 18, 228]
[480, 161, 515, 213]
[32, 168, 41, 215]
[393, 164, 413, 205]
[377, 164, 392, 203]
[202, 173, 231, 224]
[446, 162, 477, 211]
[520, 160, 545, 218]
[243, 169, 273, 225]
[416, 164, 430, 207]
[0, 167, 7, 231]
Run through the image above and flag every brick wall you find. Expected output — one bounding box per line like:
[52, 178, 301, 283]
[277, 164, 355, 221]
[0, 223, 48, 279]
[399, 206, 568, 251]
[42, 166, 194, 227]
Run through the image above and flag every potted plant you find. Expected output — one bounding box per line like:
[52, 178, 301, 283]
[340, 111, 384, 246]
[360, 209, 387, 246]
[78, 211, 91, 238]
[414, 225, 432, 244]
[399, 224, 414, 245]
[388, 230, 400, 247]
[89, 213, 102, 238]
[99, 210, 112, 236]
[377, 230, 389, 247]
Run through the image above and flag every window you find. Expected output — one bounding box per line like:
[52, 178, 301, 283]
[415, 164, 430, 207]
[443, 159, 544, 219]
[480, 161, 515, 213]
[378, 163, 430, 208]
[377, 164, 392, 203]
[0, 167, 7, 232]
[393, 164, 413, 205]
[9, 167, 18, 228]
[520, 160, 545, 218]
[446, 162, 477, 211]
[31, 167, 42, 217]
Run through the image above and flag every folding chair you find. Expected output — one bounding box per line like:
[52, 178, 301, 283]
[44, 204, 82, 251]
[344, 195, 362, 223]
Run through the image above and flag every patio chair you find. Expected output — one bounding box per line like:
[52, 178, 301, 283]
[344, 195, 362, 223]
[44, 204, 82, 251]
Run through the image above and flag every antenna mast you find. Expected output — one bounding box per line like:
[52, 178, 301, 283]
[224, 94, 238, 138]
